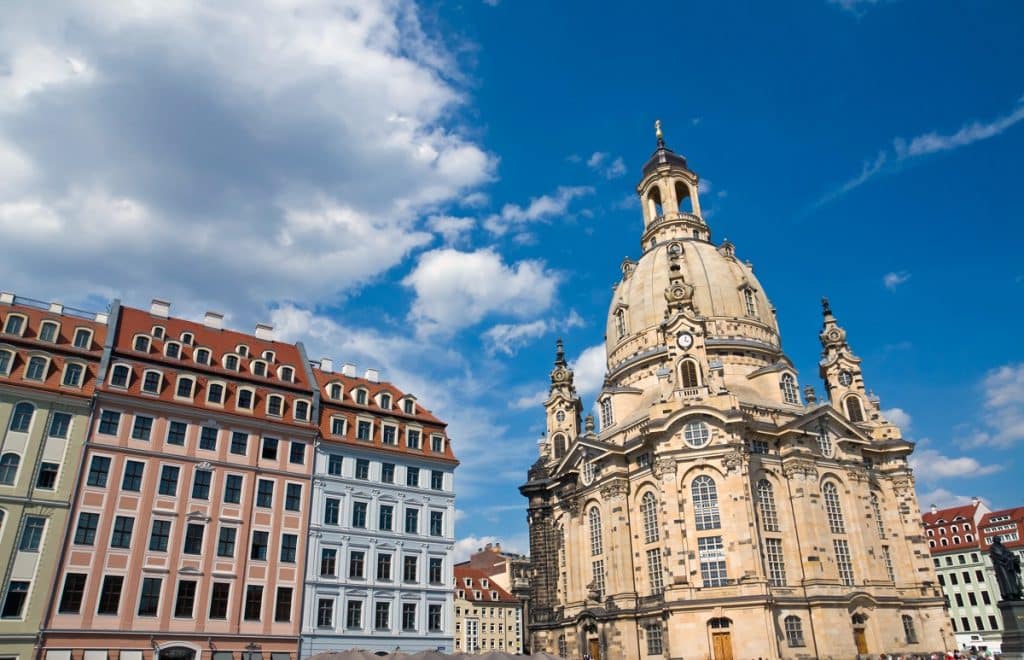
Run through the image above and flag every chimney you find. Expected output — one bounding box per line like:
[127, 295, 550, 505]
[971, 496, 980, 506]
[49, 302, 64, 314]
[364, 368, 379, 383]
[254, 323, 274, 340]
[150, 298, 171, 318]
[95, 312, 109, 324]
[931, 504, 937, 514]
[341, 363, 356, 377]
[0, 292, 13, 304]
[319, 358, 334, 372]
[203, 311, 224, 330]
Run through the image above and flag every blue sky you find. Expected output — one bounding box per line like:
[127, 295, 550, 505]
[0, 0, 1021, 558]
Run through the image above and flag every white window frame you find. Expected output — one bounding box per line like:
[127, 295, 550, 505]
[266, 394, 285, 417]
[24, 353, 51, 382]
[327, 381, 343, 400]
[402, 398, 416, 415]
[39, 319, 61, 343]
[4, 313, 28, 336]
[430, 434, 444, 453]
[329, 416, 347, 437]
[179, 332, 194, 345]
[235, 344, 249, 358]
[278, 365, 295, 383]
[193, 347, 212, 366]
[133, 334, 151, 353]
[236, 386, 255, 411]
[206, 379, 227, 406]
[405, 426, 423, 449]
[164, 341, 182, 359]
[73, 327, 94, 350]
[0, 347, 14, 377]
[355, 416, 374, 442]
[140, 368, 163, 395]
[250, 359, 268, 377]
[174, 374, 196, 400]
[61, 360, 86, 389]
[222, 353, 240, 372]
[378, 393, 392, 410]
[109, 362, 132, 389]
[151, 325, 165, 339]
[293, 399, 311, 422]
[353, 387, 368, 406]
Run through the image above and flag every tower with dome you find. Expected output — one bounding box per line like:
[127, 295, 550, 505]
[520, 125, 951, 659]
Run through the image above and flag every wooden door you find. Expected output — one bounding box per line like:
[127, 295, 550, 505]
[588, 638, 601, 660]
[853, 628, 868, 655]
[711, 632, 733, 660]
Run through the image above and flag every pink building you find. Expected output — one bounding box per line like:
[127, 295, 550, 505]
[42, 300, 317, 660]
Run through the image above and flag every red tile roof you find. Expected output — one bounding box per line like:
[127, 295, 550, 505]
[454, 566, 517, 604]
[922, 502, 983, 554]
[979, 506, 1024, 551]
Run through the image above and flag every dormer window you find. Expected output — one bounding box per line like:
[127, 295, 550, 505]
[0, 349, 13, 376]
[133, 335, 151, 352]
[224, 355, 239, 371]
[355, 389, 367, 405]
[403, 399, 415, 415]
[206, 382, 225, 405]
[73, 328, 93, 349]
[380, 393, 392, 409]
[261, 350, 275, 361]
[295, 400, 310, 421]
[39, 321, 59, 343]
[180, 332, 194, 345]
[464, 578, 472, 587]
[267, 394, 284, 417]
[236, 344, 249, 357]
[251, 360, 267, 377]
[25, 356, 48, 381]
[194, 348, 211, 365]
[151, 325, 165, 339]
[330, 417, 346, 436]
[328, 383, 342, 400]
[164, 342, 181, 359]
[431, 435, 444, 453]
[141, 370, 162, 394]
[236, 388, 254, 410]
[743, 288, 757, 316]
[279, 366, 294, 383]
[845, 396, 864, 423]
[176, 376, 195, 399]
[62, 362, 84, 387]
[780, 373, 799, 405]
[110, 364, 131, 388]
[599, 398, 614, 429]
[615, 309, 626, 339]
[4, 314, 26, 335]
[482, 579, 489, 589]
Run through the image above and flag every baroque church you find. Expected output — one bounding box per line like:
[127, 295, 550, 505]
[520, 126, 952, 659]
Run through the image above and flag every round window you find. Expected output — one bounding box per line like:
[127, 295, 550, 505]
[683, 421, 711, 448]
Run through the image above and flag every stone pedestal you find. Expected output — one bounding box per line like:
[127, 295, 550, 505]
[998, 600, 1024, 660]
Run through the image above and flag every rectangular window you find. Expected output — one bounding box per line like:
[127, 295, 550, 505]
[86, 455, 110, 487]
[429, 557, 443, 584]
[349, 550, 365, 578]
[131, 415, 153, 441]
[183, 523, 204, 555]
[285, 483, 302, 511]
[406, 429, 420, 449]
[280, 534, 297, 563]
[320, 548, 337, 576]
[375, 601, 390, 630]
[328, 454, 342, 475]
[192, 469, 212, 499]
[142, 371, 160, 393]
[224, 474, 242, 504]
[430, 511, 443, 537]
[230, 431, 248, 455]
[58, 573, 87, 613]
[403, 555, 418, 582]
[149, 520, 171, 552]
[122, 460, 144, 491]
[431, 470, 444, 490]
[765, 538, 786, 586]
[646, 623, 664, 655]
[209, 583, 230, 619]
[110, 516, 134, 549]
[381, 462, 395, 483]
[352, 501, 367, 528]
[251, 531, 269, 560]
[275, 587, 292, 622]
[377, 553, 392, 581]
[982, 591, 991, 605]
[75, 512, 99, 545]
[97, 575, 124, 614]
[261, 436, 278, 460]
[324, 498, 340, 525]
[968, 592, 977, 606]
[199, 426, 218, 451]
[697, 536, 727, 587]
[379, 504, 393, 531]
[289, 441, 304, 464]
[646, 548, 665, 594]
[355, 458, 369, 479]
[429, 604, 442, 632]
[244, 585, 263, 621]
[346, 600, 363, 628]
[881, 545, 895, 582]
[98, 410, 121, 435]
[406, 467, 420, 488]
[834, 539, 855, 587]
[217, 527, 237, 558]
[49, 412, 72, 438]
[357, 420, 371, 441]
[317, 598, 334, 628]
[256, 479, 273, 507]
[174, 580, 197, 618]
[1, 581, 29, 618]
[36, 461, 59, 489]
[158, 465, 180, 496]
[382, 425, 396, 445]
[975, 615, 984, 631]
[166, 421, 187, 446]
[405, 508, 419, 534]
[591, 559, 606, 599]
[402, 603, 416, 631]
[431, 435, 443, 453]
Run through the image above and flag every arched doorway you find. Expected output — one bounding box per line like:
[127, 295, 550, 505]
[157, 648, 196, 660]
[708, 617, 733, 660]
[851, 613, 868, 655]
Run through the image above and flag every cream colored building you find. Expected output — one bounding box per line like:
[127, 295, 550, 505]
[453, 566, 523, 655]
[520, 128, 953, 660]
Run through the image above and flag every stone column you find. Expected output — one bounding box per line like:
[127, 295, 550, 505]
[997, 600, 1024, 660]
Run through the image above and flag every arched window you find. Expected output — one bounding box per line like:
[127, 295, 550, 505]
[647, 187, 664, 219]
[817, 429, 833, 457]
[966, 534, 974, 542]
[871, 493, 885, 538]
[9, 402, 34, 432]
[953, 536, 961, 544]
[25, 356, 47, 381]
[756, 479, 779, 532]
[380, 393, 392, 409]
[0, 453, 20, 484]
[784, 616, 805, 647]
[588, 507, 603, 556]
[267, 394, 284, 417]
[846, 396, 864, 423]
[39, 321, 59, 342]
[62, 363, 84, 387]
[4, 314, 25, 335]
[641, 492, 660, 543]
[552, 434, 566, 459]
[236, 344, 249, 357]
[180, 332, 194, 345]
[164, 342, 180, 359]
[194, 348, 211, 365]
[692, 475, 720, 530]
[680, 360, 699, 389]
[295, 400, 310, 421]
[175, 376, 195, 399]
[251, 360, 266, 377]
[902, 614, 918, 644]
[929, 539, 935, 547]
[675, 181, 693, 214]
[557, 635, 567, 658]
[133, 335, 150, 352]
[599, 398, 614, 429]
[823, 482, 845, 534]
[73, 328, 93, 349]
[151, 325, 165, 339]
[279, 366, 295, 382]
[743, 288, 757, 316]
[615, 309, 626, 339]
[926, 529, 933, 537]
[110, 364, 131, 388]
[781, 374, 799, 405]
[207, 382, 225, 405]
[328, 383, 342, 400]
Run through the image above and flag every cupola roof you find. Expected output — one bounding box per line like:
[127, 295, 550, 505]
[641, 120, 688, 176]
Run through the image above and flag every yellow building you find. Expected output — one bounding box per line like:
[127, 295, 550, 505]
[520, 128, 952, 660]
[453, 566, 523, 655]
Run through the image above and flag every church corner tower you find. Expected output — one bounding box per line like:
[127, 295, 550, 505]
[521, 122, 952, 660]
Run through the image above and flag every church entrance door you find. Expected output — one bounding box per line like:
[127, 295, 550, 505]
[711, 632, 733, 660]
[853, 628, 868, 655]
[587, 638, 601, 660]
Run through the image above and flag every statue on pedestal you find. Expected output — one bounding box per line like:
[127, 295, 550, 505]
[990, 537, 1023, 601]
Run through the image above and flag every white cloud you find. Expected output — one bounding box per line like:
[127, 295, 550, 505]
[460, 191, 490, 209]
[698, 179, 712, 195]
[909, 449, 1002, 480]
[427, 214, 476, 245]
[483, 186, 593, 238]
[603, 157, 626, 179]
[482, 310, 584, 356]
[882, 407, 912, 432]
[916, 488, 981, 513]
[510, 389, 548, 410]
[960, 363, 1024, 447]
[586, 152, 607, 168]
[571, 343, 607, 401]
[403, 248, 560, 336]
[883, 270, 911, 290]
[584, 152, 626, 179]
[828, 0, 882, 13]
[813, 151, 887, 209]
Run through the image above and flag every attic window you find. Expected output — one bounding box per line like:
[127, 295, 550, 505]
[279, 366, 294, 382]
[403, 399, 414, 415]
[261, 350, 275, 361]
[743, 288, 757, 316]
[180, 332, 194, 345]
[151, 325, 165, 339]
[39, 320, 59, 343]
[380, 393, 392, 409]
[236, 344, 249, 357]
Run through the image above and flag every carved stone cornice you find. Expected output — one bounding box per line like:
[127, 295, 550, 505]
[890, 473, 915, 493]
[599, 479, 629, 501]
[847, 466, 870, 483]
[652, 456, 677, 480]
[561, 495, 582, 517]
[721, 449, 745, 475]
[782, 458, 818, 480]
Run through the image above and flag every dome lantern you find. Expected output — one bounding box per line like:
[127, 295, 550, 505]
[636, 120, 708, 248]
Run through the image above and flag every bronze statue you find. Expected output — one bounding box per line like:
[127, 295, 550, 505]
[990, 537, 1023, 601]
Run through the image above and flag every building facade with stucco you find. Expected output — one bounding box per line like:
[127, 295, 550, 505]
[520, 127, 952, 660]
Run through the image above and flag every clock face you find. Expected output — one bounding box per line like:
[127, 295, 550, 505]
[676, 332, 694, 350]
[839, 371, 853, 386]
[553, 368, 566, 382]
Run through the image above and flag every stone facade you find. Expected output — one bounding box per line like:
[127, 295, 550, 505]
[521, 129, 952, 660]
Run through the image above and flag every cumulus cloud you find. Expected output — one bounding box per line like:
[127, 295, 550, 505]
[0, 0, 494, 317]
[959, 362, 1024, 447]
[510, 389, 548, 411]
[916, 488, 982, 513]
[482, 310, 584, 356]
[483, 185, 593, 238]
[909, 449, 1002, 480]
[583, 151, 626, 179]
[882, 407, 912, 432]
[571, 343, 608, 401]
[403, 248, 560, 336]
[883, 270, 911, 290]
[427, 214, 476, 245]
